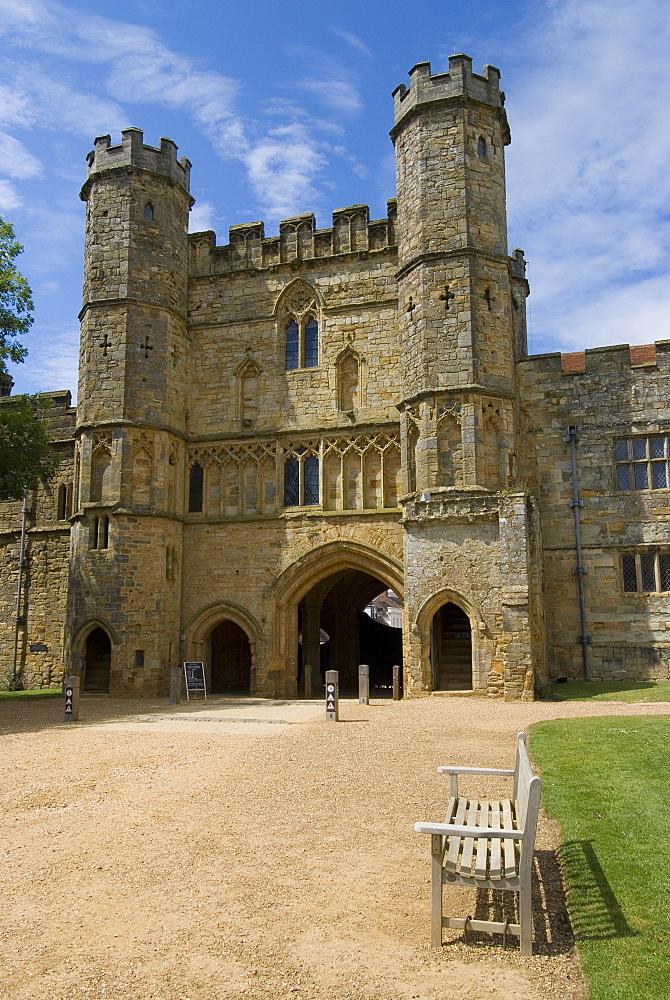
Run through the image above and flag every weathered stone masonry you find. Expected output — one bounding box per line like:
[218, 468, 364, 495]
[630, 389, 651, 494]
[1, 54, 668, 695]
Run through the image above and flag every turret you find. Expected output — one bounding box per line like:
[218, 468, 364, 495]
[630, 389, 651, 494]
[67, 130, 192, 696]
[392, 57, 523, 494]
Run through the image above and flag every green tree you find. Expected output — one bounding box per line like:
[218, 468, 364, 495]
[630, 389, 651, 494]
[0, 217, 60, 501]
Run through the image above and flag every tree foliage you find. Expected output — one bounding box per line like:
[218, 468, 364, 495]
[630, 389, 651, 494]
[0, 396, 61, 502]
[0, 217, 60, 501]
[0, 217, 33, 369]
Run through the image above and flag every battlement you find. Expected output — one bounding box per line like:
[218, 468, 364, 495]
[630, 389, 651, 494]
[519, 340, 670, 377]
[392, 55, 506, 135]
[189, 200, 398, 276]
[84, 128, 191, 192]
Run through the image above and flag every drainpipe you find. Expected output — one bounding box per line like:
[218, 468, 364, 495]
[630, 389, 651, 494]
[564, 427, 591, 680]
[11, 496, 29, 689]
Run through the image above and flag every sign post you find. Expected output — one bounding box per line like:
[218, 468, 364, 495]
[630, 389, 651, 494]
[325, 669, 338, 722]
[182, 662, 207, 701]
[64, 675, 80, 722]
[358, 663, 370, 705]
[393, 664, 402, 701]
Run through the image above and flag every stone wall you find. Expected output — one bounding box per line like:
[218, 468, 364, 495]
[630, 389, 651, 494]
[518, 341, 670, 681]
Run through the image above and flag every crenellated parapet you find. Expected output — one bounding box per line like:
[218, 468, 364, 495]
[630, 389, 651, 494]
[391, 55, 509, 143]
[189, 200, 397, 276]
[81, 128, 192, 197]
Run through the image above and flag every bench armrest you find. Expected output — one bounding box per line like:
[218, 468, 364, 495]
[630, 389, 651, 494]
[437, 767, 515, 776]
[414, 821, 524, 839]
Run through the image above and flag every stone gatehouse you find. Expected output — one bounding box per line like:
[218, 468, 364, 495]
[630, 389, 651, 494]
[2, 55, 669, 698]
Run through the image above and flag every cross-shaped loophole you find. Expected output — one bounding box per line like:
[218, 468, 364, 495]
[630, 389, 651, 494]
[141, 336, 154, 358]
[99, 333, 111, 356]
[439, 285, 456, 311]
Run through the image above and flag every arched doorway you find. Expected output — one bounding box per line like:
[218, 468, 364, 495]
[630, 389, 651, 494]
[299, 571, 402, 696]
[431, 602, 472, 690]
[83, 627, 111, 693]
[210, 620, 252, 694]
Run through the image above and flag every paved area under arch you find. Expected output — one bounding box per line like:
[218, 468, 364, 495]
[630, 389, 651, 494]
[3, 693, 667, 1000]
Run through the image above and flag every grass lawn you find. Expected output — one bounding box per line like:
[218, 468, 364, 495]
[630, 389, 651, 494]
[548, 680, 670, 702]
[529, 717, 670, 1000]
[0, 688, 61, 700]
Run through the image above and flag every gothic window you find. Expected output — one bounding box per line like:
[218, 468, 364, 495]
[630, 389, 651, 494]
[304, 318, 319, 368]
[144, 201, 154, 221]
[622, 552, 670, 593]
[304, 455, 319, 505]
[285, 316, 318, 370]
[615, 436, 670, 490]
[283, 451, 319, 507]
[477, 136, 487, 158]
[188, 462, 204, 513]
[284, 456, 300, 506]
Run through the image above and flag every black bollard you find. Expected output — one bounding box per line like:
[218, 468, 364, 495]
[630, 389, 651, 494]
[64, 675, 80, 722]
[358, 663, 370, 704]
[325, 670, 339, 721]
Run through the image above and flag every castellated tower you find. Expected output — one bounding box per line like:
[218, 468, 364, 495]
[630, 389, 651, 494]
[393, 58, 541, 701]
[67, 129, 192, 695]
[392, 55, 526, 494]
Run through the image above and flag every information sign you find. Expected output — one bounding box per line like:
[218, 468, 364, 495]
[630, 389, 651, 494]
[183, 661, 207, 701]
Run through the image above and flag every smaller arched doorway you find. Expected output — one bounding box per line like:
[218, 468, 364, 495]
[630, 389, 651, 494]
[431, 602, 472, 691]
[210, 620, 252, 694]
[83, 627, 111, 693]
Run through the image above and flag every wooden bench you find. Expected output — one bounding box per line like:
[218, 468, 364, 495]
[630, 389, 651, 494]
[414, 732, 542, 955]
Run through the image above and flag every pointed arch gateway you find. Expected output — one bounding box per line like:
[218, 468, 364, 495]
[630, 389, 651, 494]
[273, 540, 404, 698]
[70, 619, 116, 694]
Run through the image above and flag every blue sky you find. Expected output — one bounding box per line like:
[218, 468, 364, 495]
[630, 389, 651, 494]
[1, 0, 669, 398]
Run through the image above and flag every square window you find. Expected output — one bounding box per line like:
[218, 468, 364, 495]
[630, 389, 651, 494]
[659, 555, 670, 592]
[634, 464, 649, 490]
[652, 462, 667, 489]
[616, 465, 631, 490]
[614, 440, 629, 461]
[650, 437, 665, 459]
[640, 554, 656, 592]
[632, 438, 647, 460]
[622, 555, 638, 592]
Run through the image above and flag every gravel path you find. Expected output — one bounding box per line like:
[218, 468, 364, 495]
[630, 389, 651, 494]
[2, 693, 668, 1000]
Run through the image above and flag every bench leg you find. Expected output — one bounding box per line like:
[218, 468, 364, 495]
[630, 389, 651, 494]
[431, 834, 443, 947]
[519, 880, 532, 956]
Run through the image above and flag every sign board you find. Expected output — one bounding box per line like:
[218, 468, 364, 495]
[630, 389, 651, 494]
[183, 661, 207, 701]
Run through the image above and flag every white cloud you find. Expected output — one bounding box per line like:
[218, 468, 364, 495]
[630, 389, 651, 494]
[295, 78, 362, 116]
[242, 123, 327, 220]
[188, 200, 216, 234]
[329, 27, 372, 58]
[0, 178, 22, 213]
[0, 132, 42, 179]
[9, 323, 79, 398]
[506, 0, 670, 354]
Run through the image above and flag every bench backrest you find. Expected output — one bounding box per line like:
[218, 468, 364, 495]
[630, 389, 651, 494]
[513, 732, 542, 874]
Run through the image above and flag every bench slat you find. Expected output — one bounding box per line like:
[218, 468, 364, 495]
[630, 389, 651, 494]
[489, 800, 501, 879]
[445, 796, 469, 872]
[501, 798, 517, 878]
[460, 799, 479, 876]
[474, 801, 490, 879]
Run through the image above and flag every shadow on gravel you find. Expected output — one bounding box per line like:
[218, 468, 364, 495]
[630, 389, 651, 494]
[0, 694, 323, 737]
[441, 848, 575, 956]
